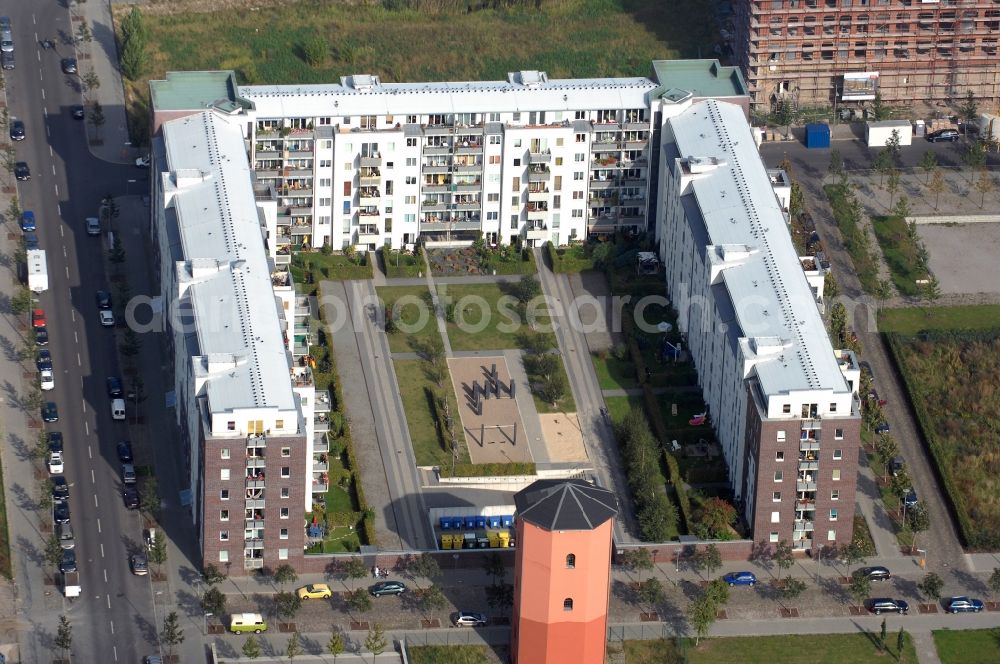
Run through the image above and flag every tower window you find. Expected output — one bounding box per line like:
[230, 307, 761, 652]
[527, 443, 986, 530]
[563, 598, 574, 611]
[566, 553, 576, 569]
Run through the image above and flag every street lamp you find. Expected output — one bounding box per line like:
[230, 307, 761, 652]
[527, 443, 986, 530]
[126, 178, 138, 197]
[204, 611, 213, 636]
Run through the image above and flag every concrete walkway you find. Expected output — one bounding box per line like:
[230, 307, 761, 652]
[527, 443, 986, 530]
[855, 454, 906, 559]
[385, 274, 523, 287]
[421, 251, 454, 357]
[910, 630, 943, 664]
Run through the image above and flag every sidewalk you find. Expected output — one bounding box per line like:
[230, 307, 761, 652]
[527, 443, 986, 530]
[71, 0, 138, 163]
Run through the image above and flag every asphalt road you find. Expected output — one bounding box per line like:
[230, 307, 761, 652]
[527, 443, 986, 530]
[5, 2, 156, 661]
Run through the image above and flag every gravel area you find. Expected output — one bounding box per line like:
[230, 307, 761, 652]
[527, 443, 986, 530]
[916, 222, 1000, 295]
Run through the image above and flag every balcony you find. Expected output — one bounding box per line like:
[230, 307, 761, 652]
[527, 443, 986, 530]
[528, 150, 552, 163]
[244, 558, 265, 570]
[359, 192, 380, 207]
[796, 500, 817, 511]
[528, 188, 550, 202]
[360, 170, 381, 185]
[454, 143, 483, 155]
[527, 205, 548, 220]
[246, 478, 266, 490]
[291, 224, 313, 236]
[802, 418, 822, 430]
[256, 150, 280, 160]
[796, 481, 817, 492]
[454, 181, 482, 192]
[291, 367, 314, 388]
[311, 481, 329, 493]
[422, 163, 450, 174]
[623, 139, 649, 150]
[246, 457, 266, 470]
[620, 215, 645, 226]
[798, 460, 819, 472]
[360, 153, 382, 167]
[454, 200, 480, 211]
[313, 432, 329, 453]
[423, 145, 451, 155]
[420, 219, 482, 232]
[592, 141, 622, 153]
[315, 390, 332, 413]
[589, 179, 618, 190]
[793, 520, 815, 532]
[422, 200, 448, 211]
[313, 460, 329, 473]
[800, 439, 820, 452]
[358, 227, 381, 244]
[526, 223, 548, 241]
[276, 214, 292, 227]
[314, 412, 330, 432]
[592, 156, 620, 168]
[527, 166, 551, 182]
[623, 121, 648, 130]
[453, 161, 482, 173]
[423, 183, 449, 193]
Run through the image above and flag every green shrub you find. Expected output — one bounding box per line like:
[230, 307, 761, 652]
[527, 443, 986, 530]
[439, 462, 537, 478]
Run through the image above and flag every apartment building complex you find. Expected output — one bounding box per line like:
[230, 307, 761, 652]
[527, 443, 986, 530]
[149, 61, 747, 256]
[151, 111, 321, 573]
[732, 0, 1000, 109]
[656, 98, 862, 551]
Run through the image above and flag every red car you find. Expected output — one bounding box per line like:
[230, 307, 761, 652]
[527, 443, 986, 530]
[868, 389, 887, 407]
[32, 308, 46, 328]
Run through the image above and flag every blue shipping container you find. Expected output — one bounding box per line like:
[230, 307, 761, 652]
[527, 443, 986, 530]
[805, 123, 831, 149]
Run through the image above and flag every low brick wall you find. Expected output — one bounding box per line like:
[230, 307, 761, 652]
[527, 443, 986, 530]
[613, 540, 754, 565]
[299, 548, 516, 575]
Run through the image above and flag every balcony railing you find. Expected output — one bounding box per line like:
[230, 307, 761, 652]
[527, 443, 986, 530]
[313, 433, 329, 453]
[312, 482, 329, 493]
[528, 150, 552, 163]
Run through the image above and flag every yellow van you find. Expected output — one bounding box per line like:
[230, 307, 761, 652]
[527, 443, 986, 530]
[229, 613, 267, 634]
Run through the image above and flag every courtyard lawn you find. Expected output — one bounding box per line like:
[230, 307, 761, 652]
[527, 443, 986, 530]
[592, 352, 640, 390]
[377, 285, 438, 353]
[408, 645, 503, 664]
[526, 354, 576, 414]
[879, 304, 1000, 335]
[393, 359, 470, 468]
[934, 628, 1000, 664]
[870, 214, 927, 297]
[439, 283, 555, 351]
[290, 252, 372, 289]
[604, 395, 643, 424]
[117, 0, 715, 145]
[624, 628, 916, 664]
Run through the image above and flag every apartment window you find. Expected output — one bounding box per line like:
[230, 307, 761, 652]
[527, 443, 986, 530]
[514, 139, 522, 147]
[220, 510, 229, 521]
[407, 115, 417, 124]
[219, 550, 229, 563]
[487, 211, 498, 221]
[319, 215, 331, 225]
[322, 141, 332, 149]
[835, 428, 844, 440]
[833, 449, 843, 460]
[777, 431, 786, 442]
[574, 153, 585, 162]
[511, 216, 519, 229]
[280, 528, 289, 540]
[771, 511, 780, 523]
[406, 138, 418, 147]
[563, 598, 574, 611]
[220, 469, 230, 481]
[830, 509, 839, 521]
[511, 196, 520, 206]
[319, 197, 331, 207]
[319, 117, 332, 126]
[513, 113, 521, 122]
[571, 210, 583, 218]
[830, 402, 838, 413]
[489, 155, 500, 165]
[489, 113, 500, 122]
[227, 421, 236, 431]
[776, 451, 785, 462]
[773, 491, 781, 502]
[832, 469, 842, 481]
[782, 404, 791, 414]
[828, 530, 837, 541]
[831, 490, 840, 501]
[555, 157, 563, 166]
[281, 447, 291, 457]
[513, 159, 521, 167]
[405, 196, 416, 204]
[512, 177, 520, 189]
[281, 467, 290, 478]
[554, 176, 562, 190]
[553, 195, 561, 209]
[343, 163, 352, 170]
[220, 531, 229, 541]
[405, 158, 417, 167]
[405, 176, 416, 185]
[770, 531, 780, 543]
[220, 448, 230, 459]
[281, 487, 290, 498]
[220, 490, 229, 501]
[319, 159, 331, 168]
[488, 193, 500, 202]
[489, 136, 501, 145]
[566, 553, 576, 569]
[573, 172, 583, 181]
[575, 133, 586, 143]
[572, 191, 583, 200]
[280, 508, 289, 519]
[405, 214, 416, 223]
[279, 549, 289, 560]
[774, 470, 783, 482]
[574, 111, 586, 120]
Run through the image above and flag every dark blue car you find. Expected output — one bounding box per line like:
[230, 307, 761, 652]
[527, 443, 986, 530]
[20, 210, 35, 232]
[945, 596, 984, 613]
[723, 571, 757, 587]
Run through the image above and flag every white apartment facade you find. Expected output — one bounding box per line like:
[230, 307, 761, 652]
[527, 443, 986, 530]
[655, 98, 862, 551]
[151, 111, 320, 572]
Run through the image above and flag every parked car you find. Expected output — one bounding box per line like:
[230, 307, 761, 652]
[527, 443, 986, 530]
[59, 549, 77, 573]
[9, 119, 24, 141]
[875, 422, 891, 434]
[41, 402, 59, 423]
[904, 489, 919, 509]
[107, 376, 124, 398]
[122, 486, 140, 510]
[723, 571, 758, 587]
[85, 217, 101, 235]
[296, 583, 332, 600]
[35, 326, 48, 346]
[0, 50, 13, 71]
[23, 232, 39, 250]
[47, 447, 64, 474]
[53, 501, 71, 524]
[453, 612, 488, 627]
[927, 128, 960, 143]
[99, 310, 115, 327]
[868, 389, 887, 407]
[369, 580, 407, 597]
[130, 553, 148, 576]
[71, 105, 86, 120]
[57, 522, 74, 549]
[116, 440, 133, 464]
[14, 162, 30, 181]
[40, 369, 55, 392]
[891, 456, 906, 477]
[121, 463, 136, 484]
[32, 309, 46, 328]
[60, 58, 77, 74]
[858, 566, 892, 581]
[867, 598, 909, 615]
[20, 210, 35, 231]
[945, 596, 984, 613]
[96, 290, 112, 309]
[36, 350, 52, 371]
[135, 155, 150, 168]
[51, 475, 69, 502]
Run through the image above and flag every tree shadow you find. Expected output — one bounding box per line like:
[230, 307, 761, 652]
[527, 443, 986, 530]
[892, 575, 921, 600]
[16, 535, 43, 566]
[677, 579, 702, 602]
[611, 579, 638, 606]
[214, 640, 239, 660]
[298, 634, 323, 655]
[8, 432, 33, 463]
[132, 613, 158, 645]
[173, 588, 203, 619]
[10, 482, 38, 512]
[950, 568, 988, 596]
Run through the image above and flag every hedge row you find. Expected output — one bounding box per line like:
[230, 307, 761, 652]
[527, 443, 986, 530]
[545, 240, 595, 273]
[380, 246, 425, 278]
[439, 462, 537, 478]
[644, 384, 692, 534]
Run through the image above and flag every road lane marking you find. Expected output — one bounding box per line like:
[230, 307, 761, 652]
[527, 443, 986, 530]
[113, 645, 118, 661]
[109, 619, 114, 634]
[49, 145, 53, 157]
[36, 51, 40, 63]
[84, 421, 89, 436]
[71, 310, 75, 322]
[64, 266, 69, 278]
[81, 399, 86, 414]
[51, 164, 56, 176]
[40, 88, 45, 99]
[62, 246, 66, 257]
[93, 494, 98, 508]
[100, 543, 104, 558]
[32, 14, 36, 25]
[106, 595, 110, 609]
[77, 353, 81, 367]
[54, 184, 58, 197]
[97, 518, 101, 534]
[73, 331, 77, 344]
[60, 225, 64, 238]
[90, 468, 94, 482]
[56, 203, 60, 215]
[103, 569, 107, 583]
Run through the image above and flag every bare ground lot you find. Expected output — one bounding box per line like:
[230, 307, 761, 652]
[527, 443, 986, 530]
[916, 223, 1000, 295]
[448, 357, 532, 465]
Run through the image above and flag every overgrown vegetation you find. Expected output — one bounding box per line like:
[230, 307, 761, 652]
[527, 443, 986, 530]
[879, 304, 1000, 335]
[615, 408, 680, 541]
[546, 240, 607, 273]
[824, 184, 879, 295]
[380, 246, 424, 278]
[869, 214, 930, 297]
[887, 328, 1000, 550]
[291, 251, 373, 292]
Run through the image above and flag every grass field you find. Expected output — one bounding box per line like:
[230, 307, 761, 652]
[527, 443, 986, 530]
[592, 352, 640, 390]
[934, 628, 1000, 664]
[870, 215, 926, 297]
[439, 283, 555, 351]
[394, 359, 470, 467]
[879, 304, 1000, 335]
[0, 445, 10, 578]
[669, 632, 914, 664]
[408, 645, 505, 664]
[119, 0, 716, 143]
[377, 285, 436, 353]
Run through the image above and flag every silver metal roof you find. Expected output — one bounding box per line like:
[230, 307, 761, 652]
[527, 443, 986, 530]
[162, 112, 296, 415]
[670, 100, 848, 397]
[238, 72, 656, 118]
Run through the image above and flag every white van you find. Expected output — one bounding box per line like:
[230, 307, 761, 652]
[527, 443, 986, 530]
[111, 398, 125, 421]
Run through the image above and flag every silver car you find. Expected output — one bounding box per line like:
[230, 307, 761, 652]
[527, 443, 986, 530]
[0, 28, 12, 53]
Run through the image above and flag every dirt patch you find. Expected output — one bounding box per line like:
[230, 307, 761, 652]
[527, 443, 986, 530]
[537, 413, 589, 463]
[448, 357, 532, 464]
[917, 223, 1000, 295]
[125, 0, 362, 17]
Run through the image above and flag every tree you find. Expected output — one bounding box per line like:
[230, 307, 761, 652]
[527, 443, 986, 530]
[886, 168, 901, 209]
[242, 634, 263, 659]
[141, 477, 160, 517]
[885, 129, 902, 164]
[482, 552, 507, 584]
[687, 594, 717, 645]
[928, 168, 947, 210]
[695, 544, 723, 579]
[346, 588, 371, 613]
[873, 148, 893, 187]
[81, 70, 100, 100]
[286, 631, 303, 661]
[989, 567, 1000, 597]
[76, 22, 93, 45]
[109, 235, 127, 267]
[54, 615, 72, 659]
[340, 557, 368, 588]
[871, 91, 888, 121]
[120, 7, 150, 80]
[203, 563, 227, 586]
[880, 617, 888, 651]
[45, 534, 65, 569]
[364, 623, 387, 662]
[773, 539, 794, 580]
[11, 287, 33, 316]
[906, 502, 930, 552]
[407, 552, 441, 586]
[782, 578, 807, 601]
[919, 150, 938, 184]
[789, 182, 805, 219]
[893, 194, 911, 220]
[774, 102, 794, 137]
[891, 469, 912, 515]
[202, 586, 227, 616]
[918, 572, 944, 601]
[704, 579, 730, 608]
[513, 274, 542, 305]
[897, 627, 907, 662]
[274, 591, 302, 622]
[89, 102, 105, 142]
[148, 530, 168, 566]
[828, 149, 844, 182]
[38, 478, 54, 512]
[974, 171, 995, 208]
[698, 497, 737, 538]
[849, 571, 872, 609]
[873, 279, 894, 316]
[922, 276, 942, 305]
[327, 630, 345, 661]
[302, 35, 329, 66]
[959, 91, 979, 134]
[538, 372, 567, 407]
[962, 141, 987, 178]
[272, 563, 298, 588]
[160, 612, 184, 657]
[418, 585, 447, 613]
[638, 576, 665, 608]
[618, 548, 654, 583]
[875, 434, 899, 481]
